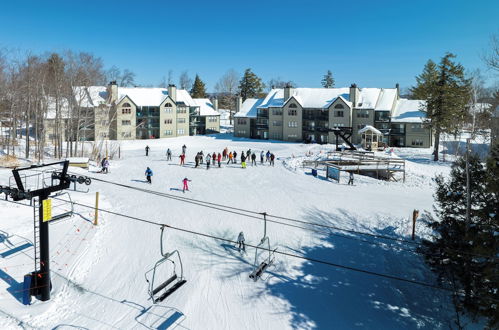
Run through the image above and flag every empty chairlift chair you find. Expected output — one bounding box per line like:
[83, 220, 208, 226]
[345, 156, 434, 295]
[249, 236, 276, 281]
[145, 226, 186, 303]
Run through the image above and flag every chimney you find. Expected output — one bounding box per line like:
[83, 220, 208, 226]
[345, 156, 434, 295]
[167, 84, 177, 102]
[236, 96, 242, 112]
[395, 83, 400, 99]
[349, 83, 359, 107]
[107, 81, 118, 104]
[283, 84, 294, 101]
[212, 98, 218, 111]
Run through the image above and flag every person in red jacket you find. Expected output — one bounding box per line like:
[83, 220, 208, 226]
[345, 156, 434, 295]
[179, 153, 185, 165]
[217, 152, 222, 167]
[212, 152, 216, 164]
[182, 177, 191, 192]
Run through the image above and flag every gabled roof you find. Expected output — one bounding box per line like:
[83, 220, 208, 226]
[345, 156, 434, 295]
[192, 98, 220, 116]
[115, 87, 195, 107]
[356, 88, 381, 109]
[324, 94, 352, 109]
[358, 125, 382, 135]
[73, 86, 108, 107]
[234, 98, 264, 118]
[258, 88, 351, 109]
[374, 88, 397, 111]
[391, 99, 426, 123]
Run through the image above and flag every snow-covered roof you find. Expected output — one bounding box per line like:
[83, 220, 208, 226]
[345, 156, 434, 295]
[391, 99, 426, 123]
[192, 98, 220, 116]
[116, 87, 195, 107]
[46, 96, 70, 119]
[234, 98, 264, 118]
[358, 125, 382, 135]
[375, 88, 397, 111]
[357, 88, 381, 109]
[258, 88, 351, 109]
[73, 86, 108, 107]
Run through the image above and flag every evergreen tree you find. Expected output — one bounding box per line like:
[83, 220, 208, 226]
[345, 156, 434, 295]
[238, 68, 264, 101]
[411, 54, 471, 161]
[321, 70, 335, 88]
[190, 74, 206, 98]
[420, 153, 498, 327]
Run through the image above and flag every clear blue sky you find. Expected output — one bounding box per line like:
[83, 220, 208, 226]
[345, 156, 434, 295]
[1, 0, 497, 91]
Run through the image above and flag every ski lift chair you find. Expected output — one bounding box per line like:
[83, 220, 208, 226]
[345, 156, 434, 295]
[145, 226, 186, 303]
[249, 236, 277, 281]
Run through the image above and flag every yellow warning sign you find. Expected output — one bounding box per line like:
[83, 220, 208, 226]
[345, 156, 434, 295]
[42, 199, 52, 222]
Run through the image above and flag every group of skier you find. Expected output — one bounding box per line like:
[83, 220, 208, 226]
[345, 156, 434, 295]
[188, 148, 276, 169]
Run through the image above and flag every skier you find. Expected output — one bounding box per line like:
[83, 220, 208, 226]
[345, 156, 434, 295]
[241, 154, 247, 169]
[166, 148, 172, 161]
[222, 148, 227, 160]
[179, 153, 185, 166]
[266, 150, 271, 162]
[101, 157, 109, 174]
[212, 152, 216, 164]
[246, 149, 251, 160]
[145, 167, 153, 184]
[182, 177, 191, 193]
[270, 153, 275, 166]
[348, 172, 354, 185]
[233, 151, 237, 164]
[182, 144, 187, 155]
[217, 153, 222, 168]
[227, 151, 233, 165]
[145, 145, 150, 156]
[200, 151, 204, 164]
[251, 153, 256, 166]
[237, 231, 245, 251]
[195, 153, 200, 168]
[206, 154, 211, 169]
[260, 151, 264, 164]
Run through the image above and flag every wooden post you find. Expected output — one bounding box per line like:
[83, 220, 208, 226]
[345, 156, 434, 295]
[94, 192, 99, 226]
[412, 209, 419, 240]
[105, 141, 108, 159]
[118, 146, 121, 159]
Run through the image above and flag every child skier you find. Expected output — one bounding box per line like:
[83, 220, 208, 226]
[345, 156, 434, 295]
[166, 148, 172, 160]
[101, 157, 109, 174]
[217, 153, 222, 168]
[179, 153, 185, 165]
[182, 177, 191, 192]
[237, 231, 245, 251]
[206, 154, 211, 169]
[145, 167, 153, 184]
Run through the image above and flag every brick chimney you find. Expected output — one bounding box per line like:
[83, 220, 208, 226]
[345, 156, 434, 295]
[349, 83, 359, 107]
[107, 81, 118, 104]
[167, 84, 177, 102]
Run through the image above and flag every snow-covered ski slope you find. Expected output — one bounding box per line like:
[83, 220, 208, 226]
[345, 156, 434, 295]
[1, 135, 477, 329]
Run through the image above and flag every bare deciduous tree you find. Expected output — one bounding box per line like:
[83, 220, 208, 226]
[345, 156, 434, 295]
[179, 70, 192, 90]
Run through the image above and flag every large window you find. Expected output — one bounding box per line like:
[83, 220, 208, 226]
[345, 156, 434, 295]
[164, 119, 173, 124]
[122, 108, 131, 114]
[177, 129, 185, 135]
[165, 130, 173, 135]
[356, 110, 369, 118]
[272, 109, 282, 116]
[411, 139, 424, 146]
[164, 108, 172, 114]
[237, 118, 247, 125]
[121, 120, 131, 125]
[334, 111, 344, 117]
[289, 103, 297, 108]
[208, 116, 218, 122]
[178, 118, 186, 123]
[288, 109, 297, 116]
[334, 104, 344, 109]
[272, 121, 282, 126]
[165, 102, 173, 108]
[288, 121, 298, 128]
[357, 124, 366, 129]
[177, 107, 187, 114]
[411, 124, 424, 132]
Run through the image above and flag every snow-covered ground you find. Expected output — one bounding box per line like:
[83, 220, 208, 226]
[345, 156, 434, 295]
[0, 134, 482, 329]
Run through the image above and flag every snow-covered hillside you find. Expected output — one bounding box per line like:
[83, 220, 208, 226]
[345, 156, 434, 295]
[0, 135, 480, 329]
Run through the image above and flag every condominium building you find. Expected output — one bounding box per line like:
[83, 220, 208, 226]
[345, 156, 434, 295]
[68, 82, 220, 141]
[234, 84, 432, 148]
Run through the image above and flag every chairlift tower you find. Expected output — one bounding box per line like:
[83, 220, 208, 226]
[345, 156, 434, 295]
[0, 161, 91, 302]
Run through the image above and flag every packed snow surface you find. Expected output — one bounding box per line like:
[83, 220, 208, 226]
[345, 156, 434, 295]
[0, 135, 480, 329]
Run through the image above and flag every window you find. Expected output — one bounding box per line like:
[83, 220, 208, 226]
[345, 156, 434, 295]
[123, 103, 131, 107]
[121, 120, 131, 125]
[208, 116, 218, 122]
[334, 104, 344, 109]
[165, 130, 173, 136]
[164, 108, 172, 114]
[272, 132, 282, 139]
[122, 108, 131, 114]
[411, 124, 424, 132]
[177, 129, 185, 135]
[288, 121, 298, 128]
[288, 109, 297, 116]
[165, 102, 173, 108]
[272, 109, 282, 116]
[287, 134, 298, 138]
[289, 103, 297, 108]
[333, 123, 345, 127]
[121, 132, 132, 138]
[334, 111, 344, 117]
[177, 118, 186, 123]
[356, 110, 369, 118]
[272, 121, 282, 126]
[237, 118, 247, 125]
[177, 107, 187, 114]
[164, 119, 173, 124]
[237, 130, 246, 135]
[411, 139, 424, 146]
[357, 124, 366, 129]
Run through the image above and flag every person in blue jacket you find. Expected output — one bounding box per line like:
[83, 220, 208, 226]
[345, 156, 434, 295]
[145, 167, 153, 184]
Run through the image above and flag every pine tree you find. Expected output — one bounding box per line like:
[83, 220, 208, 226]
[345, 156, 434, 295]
[238, 68, 264, 101]
[190, 74, 206, 98]
[411, 54, 471, 161]
[420, 153, 498, 327]
[321, 70, 335, 88]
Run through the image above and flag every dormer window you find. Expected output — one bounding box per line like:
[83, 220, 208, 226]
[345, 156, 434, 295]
[289, 103, 297, 108]
[123, 102, 131, 107]
[122, 102, 132, 114]
[165, 102, 172, 108]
